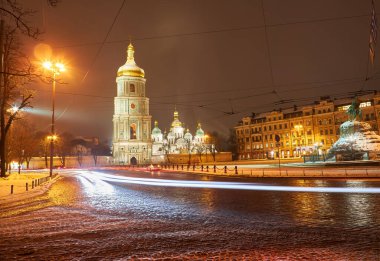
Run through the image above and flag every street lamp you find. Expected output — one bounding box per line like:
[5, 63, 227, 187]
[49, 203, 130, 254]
[43, 60, 66, 176]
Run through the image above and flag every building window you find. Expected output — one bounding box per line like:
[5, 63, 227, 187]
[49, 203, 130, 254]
[130, 84, 135, 92]
[320, 130, 323, 135]
[359, 101, 372, 108]
[269, 126, 272, 131]
[325, 129, 328, 135]
[130, 124, 137, 139]
[330, 129, 333, 134]
[284, 124, 288, 129]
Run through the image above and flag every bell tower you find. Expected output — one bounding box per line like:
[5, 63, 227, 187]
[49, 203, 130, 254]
[112, 43, 152, 164]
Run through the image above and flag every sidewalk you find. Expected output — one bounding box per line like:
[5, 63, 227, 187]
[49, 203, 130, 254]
[0, 171, 59, 201]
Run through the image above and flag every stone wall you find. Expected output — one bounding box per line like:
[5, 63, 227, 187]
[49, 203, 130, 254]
[20, 152, 232, 169]
[151, 152, 232, 164]
[25, 156, 113, 169]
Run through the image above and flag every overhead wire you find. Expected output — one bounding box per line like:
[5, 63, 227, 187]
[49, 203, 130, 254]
[54, 13, 370, 49]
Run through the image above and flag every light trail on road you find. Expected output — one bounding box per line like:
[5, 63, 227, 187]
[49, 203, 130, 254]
[76, 170, 380, 194]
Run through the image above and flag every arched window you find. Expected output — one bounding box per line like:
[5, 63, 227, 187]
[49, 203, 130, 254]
[130, 124, 137, 139]
[130, 84, 135, 92]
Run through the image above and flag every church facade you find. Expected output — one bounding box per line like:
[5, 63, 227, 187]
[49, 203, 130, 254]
[151, 110, 208, 159]
[112, 43, 152, 165]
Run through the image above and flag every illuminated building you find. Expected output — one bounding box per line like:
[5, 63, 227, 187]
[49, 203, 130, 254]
[151, 110, 207, 158]
[112, 43, 152, 164]
[235, 94, 380, 160]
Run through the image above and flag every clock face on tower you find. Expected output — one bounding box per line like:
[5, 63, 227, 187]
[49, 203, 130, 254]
[131, 103, 136, 109]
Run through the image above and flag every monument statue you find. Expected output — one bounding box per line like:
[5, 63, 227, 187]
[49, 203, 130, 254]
[327, 97, 380, 161]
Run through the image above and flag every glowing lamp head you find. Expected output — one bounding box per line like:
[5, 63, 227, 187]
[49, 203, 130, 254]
[42, 60, 66, 74]
[10, 106, 18, 113]
[43, 61, 52, 70]
[47, 135, 58, 141]
[55, 62, 66, 72]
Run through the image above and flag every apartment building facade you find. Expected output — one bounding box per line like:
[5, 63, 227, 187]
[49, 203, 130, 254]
[235, 94, 380, 160]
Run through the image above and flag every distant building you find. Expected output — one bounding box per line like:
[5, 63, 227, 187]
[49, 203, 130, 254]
[151, 110, 209, 159]
[112, 43, 152, 165]
[235, 93, 380, 160]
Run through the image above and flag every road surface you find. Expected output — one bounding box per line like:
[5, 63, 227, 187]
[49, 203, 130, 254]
[0, 169, 379, 260]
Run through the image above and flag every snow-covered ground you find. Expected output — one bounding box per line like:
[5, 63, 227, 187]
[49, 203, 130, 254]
[0, 169, 379, 260]
[0, 171, 59, 203]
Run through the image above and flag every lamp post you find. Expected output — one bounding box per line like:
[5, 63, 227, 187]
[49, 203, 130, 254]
[43, 61, 65, 177]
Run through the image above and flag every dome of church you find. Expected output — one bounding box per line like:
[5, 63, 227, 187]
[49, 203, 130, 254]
[152, 121, 162, 135]
[184, 129, 193, 140]
[171, 110, 182, 128]
[195, 123, 204, 136]
[117, 43, 145, 78]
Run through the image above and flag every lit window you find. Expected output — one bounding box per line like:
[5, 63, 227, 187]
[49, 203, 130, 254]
[130, 124, 137, 139]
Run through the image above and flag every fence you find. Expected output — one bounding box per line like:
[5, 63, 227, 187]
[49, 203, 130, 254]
[160, 164, 380, 178]
[7, 175, 56, 195]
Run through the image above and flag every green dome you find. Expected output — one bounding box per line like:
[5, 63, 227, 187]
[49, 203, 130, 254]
[152, 121, 162, 135]
[195, 123, 204, 136]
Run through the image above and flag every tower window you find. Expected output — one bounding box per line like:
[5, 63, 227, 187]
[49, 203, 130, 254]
[130, 84, 135, 92]
[130, 124, 137, 139]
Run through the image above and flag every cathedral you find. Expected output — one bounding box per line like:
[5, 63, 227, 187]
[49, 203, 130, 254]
[112, 44, 209, 165]
[151, 110, 207, 158]
[112, 43, 152, 165]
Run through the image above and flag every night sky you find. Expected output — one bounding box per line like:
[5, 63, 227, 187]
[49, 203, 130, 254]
[21, 0, 379, 141]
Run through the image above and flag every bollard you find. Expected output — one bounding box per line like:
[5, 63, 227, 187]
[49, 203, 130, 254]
[193, 165, 195, 171]
[234, 166, 238, 175]
[181, 165, 184, 170]
[187, 165, 190, 171]
[32, 180, 34, 189]
[11, 185, 14, 194]
[224, 166, 227, 174]
[26, 182, 28, 191]
[201, 165, 204, 171]
[214, 165, 216, 173]
[206, 166, 209, 172]
[173, 165, 175, 170]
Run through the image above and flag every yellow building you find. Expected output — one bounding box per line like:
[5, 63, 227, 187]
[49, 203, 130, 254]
[235, 94, 380, 160]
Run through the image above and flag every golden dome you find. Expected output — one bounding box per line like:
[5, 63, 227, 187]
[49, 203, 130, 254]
[117, 43, 145, 78]
[171, 110, 182, 128]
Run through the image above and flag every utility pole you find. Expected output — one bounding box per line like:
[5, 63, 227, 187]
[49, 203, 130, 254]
[0, 20, 6, 177]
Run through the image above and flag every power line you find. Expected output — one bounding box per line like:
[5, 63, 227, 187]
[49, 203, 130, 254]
[54, 13, 370, 49]
[80, 0, 126, 84]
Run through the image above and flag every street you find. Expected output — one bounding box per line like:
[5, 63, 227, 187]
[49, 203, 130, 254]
[0, 169, 380, 260]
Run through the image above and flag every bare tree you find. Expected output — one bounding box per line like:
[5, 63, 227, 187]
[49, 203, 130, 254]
[71, 138, 88, 167]
[162, 141, 171, 164]
[0, 1, 40, 177]
[8, 119, 38, 171]
[56, 132, 74, 167]
[183, 138, 193, 164]
[194, 143, 206, 163]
